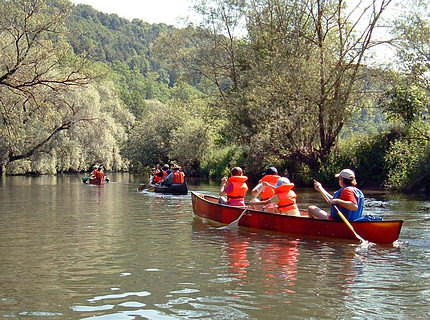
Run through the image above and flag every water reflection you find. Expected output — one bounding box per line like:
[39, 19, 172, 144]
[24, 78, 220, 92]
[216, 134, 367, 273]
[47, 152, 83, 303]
[224, 231, 250, 279]
[192, 219, 300, 295]
[259, 239, 298, 294]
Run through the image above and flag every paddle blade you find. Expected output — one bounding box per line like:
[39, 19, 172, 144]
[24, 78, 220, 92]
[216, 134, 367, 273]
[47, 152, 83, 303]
[218, 209, 248, 230]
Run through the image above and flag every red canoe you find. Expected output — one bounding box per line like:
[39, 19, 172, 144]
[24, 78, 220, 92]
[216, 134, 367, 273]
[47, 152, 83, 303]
[191, 192, 403, 244]
[82, 176, 108, 185]
[89, 177, 106, 185]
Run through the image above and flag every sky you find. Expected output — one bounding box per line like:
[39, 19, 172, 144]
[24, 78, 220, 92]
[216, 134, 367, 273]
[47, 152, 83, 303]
[70, 0, 195, 26]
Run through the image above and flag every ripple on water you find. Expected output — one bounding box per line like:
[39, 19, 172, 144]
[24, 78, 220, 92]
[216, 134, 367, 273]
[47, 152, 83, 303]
[88, 291, 151, 302]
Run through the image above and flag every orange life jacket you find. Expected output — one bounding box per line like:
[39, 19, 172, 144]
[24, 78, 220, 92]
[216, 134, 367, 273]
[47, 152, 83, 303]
[152, 170, 163, 183]
[226, 175, 248, 203]
[275, 183, 298, 213]
[172, 171, 185, 184]
[259, 174, 281, 200]
[162, 170, 169, 178]
[95, 170, 105, 184]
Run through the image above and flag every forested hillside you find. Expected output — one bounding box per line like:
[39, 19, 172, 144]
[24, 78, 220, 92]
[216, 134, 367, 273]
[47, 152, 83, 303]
[68, 4, 178, 87]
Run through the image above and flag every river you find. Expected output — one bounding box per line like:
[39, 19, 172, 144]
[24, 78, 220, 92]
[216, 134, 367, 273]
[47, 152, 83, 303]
[0, 173, 429, 319]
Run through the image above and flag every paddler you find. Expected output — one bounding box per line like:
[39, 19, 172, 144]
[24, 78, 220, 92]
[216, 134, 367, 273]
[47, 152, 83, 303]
[250, 166, 280, 211]
[308, 169, 364, 221]
[219, 167, 249, 207]
[250, 177, 300, 216]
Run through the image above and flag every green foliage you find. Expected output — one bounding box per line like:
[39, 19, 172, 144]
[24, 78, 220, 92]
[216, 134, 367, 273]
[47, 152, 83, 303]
[67, 3, 180, 89]
[200, 145, 245, 180]
[168, 117, 209, 169]
[378, 83, 429, 126]
[392, 0, 430, 90]
[124, 86, 215, 175]
[384, 138, 430, 192]
[1, 0, 207, 175]
[318, 130, 404, 188]
[4, 0, 430, 197]
[163, 0, 394, 178]
[109, 61, 149, 119]
[0, 0, 101, 171]
[4, 79, 135, 174]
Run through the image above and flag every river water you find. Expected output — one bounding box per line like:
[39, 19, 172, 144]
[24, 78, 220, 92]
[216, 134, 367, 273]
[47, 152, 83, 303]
[0, 173, 429, 319]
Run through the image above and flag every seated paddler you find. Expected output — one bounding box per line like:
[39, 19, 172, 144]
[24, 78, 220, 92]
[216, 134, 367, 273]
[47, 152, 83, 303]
[160, 164, 172, 185]
[308, 169, 364, 221]
[90, 165, 99, 179]
[219, 167, 248, 207]
[151, 166, 163, 185]
[164, 165, 186, 186]
[250, 177, 300, 216]
[91, 165, 105, 184]
[172, 166, 185, 184]
[250, 166, 280, 211]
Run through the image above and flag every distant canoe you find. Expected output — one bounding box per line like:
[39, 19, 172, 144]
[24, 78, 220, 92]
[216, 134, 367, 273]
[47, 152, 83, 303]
[154, 183, 188, 195]
[138, 183, 188, 195]
[191, 191, 403, 244]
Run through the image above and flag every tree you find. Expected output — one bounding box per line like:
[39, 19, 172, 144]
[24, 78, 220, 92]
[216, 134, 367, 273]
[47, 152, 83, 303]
[0, 0, 94, 171]
[379, 82, 429, 128]
[124, 83, 213, 174]
[392, 0, 430, 90]
[157, 0, 394, 176]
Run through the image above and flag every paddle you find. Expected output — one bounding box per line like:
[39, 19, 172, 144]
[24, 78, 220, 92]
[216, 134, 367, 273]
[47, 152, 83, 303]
[315, 181, 367, 244]
[218, 208, 248, 229]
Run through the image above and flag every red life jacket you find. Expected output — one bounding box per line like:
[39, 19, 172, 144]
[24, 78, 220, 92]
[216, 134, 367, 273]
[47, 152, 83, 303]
[95, 170, 105, 184]
[226, 175, 248, 203]
[172, 171, 185, 184]
[152, 170, 163, 183]
[275, 183, 298, 213]
[259, 174, 281, 200]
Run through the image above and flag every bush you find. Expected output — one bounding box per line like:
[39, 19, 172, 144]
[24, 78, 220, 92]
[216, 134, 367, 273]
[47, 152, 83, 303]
[318, 130, 403, 188]
[200, 145, 245, 180]
[385, 139, 430, 192]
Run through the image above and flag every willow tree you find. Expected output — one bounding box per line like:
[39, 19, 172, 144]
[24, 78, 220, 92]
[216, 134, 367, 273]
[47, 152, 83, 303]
[0, 0, 94, 173]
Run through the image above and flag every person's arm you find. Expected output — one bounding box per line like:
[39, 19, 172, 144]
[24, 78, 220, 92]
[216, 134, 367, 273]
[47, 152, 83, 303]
[220, 177, 228, 196]
[251, 182, 264, 199]
[263, 181, 276, 189]
[250, 194, 278, 207]
[314, 180, 333, 201]
[330, 188, 358, 211]
[330, 198, 358, 211]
